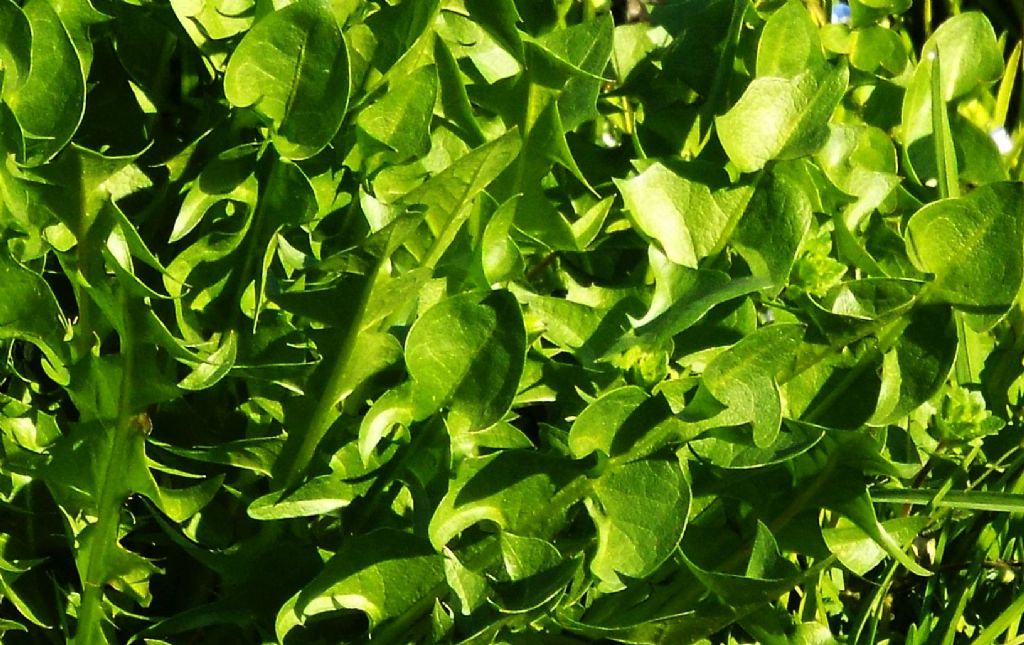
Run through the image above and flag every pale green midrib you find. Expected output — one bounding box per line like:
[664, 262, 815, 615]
[74, 294, 137, 645]
[424, 138, 518, 267]
[272, 262, 381, 492]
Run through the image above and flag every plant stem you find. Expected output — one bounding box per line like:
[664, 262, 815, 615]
[74, 292, 138, 645]
[582, 0, 596, 22]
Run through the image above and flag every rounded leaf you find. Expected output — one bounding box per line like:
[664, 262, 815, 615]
[587, 456, 691, 591]
[406, 290, 526, 432]
[906, 182, 1024, 330]
[224, 0, 349, 160]
[8, 0, 86, 164]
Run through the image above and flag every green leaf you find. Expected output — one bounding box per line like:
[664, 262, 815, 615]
[48, 0, 107, 75]
[481, 196, 524, 284]
[7, 0, 86, 165]
[629, 259, 769, 346]
[717, 63, 849, 173]
[871, 306, 956, 424]
[248, 472, 373, 520]
[512, 186, 579, 252]
[519, 287, 640, 363]
[900, 13, 1003, 186]
[616, 162, 754, 268]
[152, 476, 224, 523]
[154, 436, 283, 477]
[0, 0, 31, 100]
[429, 451, 581, 549]
[572, 195, 613, 250]
[823, 516, 928, 576]
[444, 552, 489, 616]
[278, 529, 443, 639]
[813, 278, 922, 321]
[0, 145, 151, 250]
[732, 170, 812, 292]
[568, 386, 649, 459]
[169, 144, 259, 243]
[689, 420, 825, 469]
[587, 455, 691, 591]
[77, 527, 161, 606]
[438, 9, 520, 85]
[357, 64, 438, 160]
[223, 0, 350, 160]
[358, 384, 415, 462]
[757, 1, 824, 79]
[0, 248, 69, 384]
[464, 0, 524, 62]
[683, 522, 807, 606]
[395, 129, 521, 264]
[43, 420, 159, 517]
[850, 25, 907, 75]
[701, 323, 805, 448]
[177, 329, 238, 391]
[905, 182, 1024, 330]
[493, 532, 578, 612]
[568, 386, 691, 459]
[527, 16, 614, 130]
[405, 290, 526, 432]
[434, 35, 487, 147]
[518, 98, 593, 191]
[920, 12, 1002, 102]
[820, 474, 931, 576]
[328, 330, 404, 409]
[657, 0, 738, 96]
[363, 0, 441, 80]
[170, 0, 252, 43]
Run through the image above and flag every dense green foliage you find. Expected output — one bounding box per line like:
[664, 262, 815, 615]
[2, 0, 1024, 642]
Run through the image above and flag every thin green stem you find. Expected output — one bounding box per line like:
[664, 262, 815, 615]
[684, 0, 744, 158]
[871, 487, 1024, 513]
[954, 314, 975, 384]
[930, 48, 960, 199]
[582, 0, 596, 22]
[623, 96, 647, 159]
[850, 560, 898, 645]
